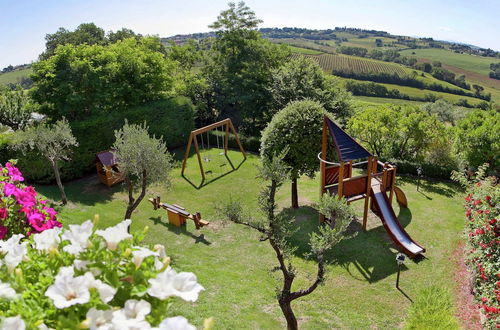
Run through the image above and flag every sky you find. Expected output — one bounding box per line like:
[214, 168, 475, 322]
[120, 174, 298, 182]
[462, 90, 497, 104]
[1, 0, 499, 68]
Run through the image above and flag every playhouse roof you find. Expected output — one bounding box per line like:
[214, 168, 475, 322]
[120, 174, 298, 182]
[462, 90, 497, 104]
[325, 117, 372, 162]
[96, 150, 118, 167]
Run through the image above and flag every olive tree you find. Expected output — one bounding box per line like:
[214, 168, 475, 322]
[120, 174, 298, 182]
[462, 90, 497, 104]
[261, 99, 325, 208]
[217, 155, 354, 330]
[11, 119, 78, 204]
[112, 122, 173, 220]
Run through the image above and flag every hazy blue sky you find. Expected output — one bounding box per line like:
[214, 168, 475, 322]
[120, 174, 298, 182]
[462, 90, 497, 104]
[1, 0, 499, 68]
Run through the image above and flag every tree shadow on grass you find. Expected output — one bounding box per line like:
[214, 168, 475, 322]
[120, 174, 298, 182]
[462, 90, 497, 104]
[36, 174, 116, 207]
[149, 216, 211, 245]
[397, 175, 463, 198]
[280, 205, 422, 284]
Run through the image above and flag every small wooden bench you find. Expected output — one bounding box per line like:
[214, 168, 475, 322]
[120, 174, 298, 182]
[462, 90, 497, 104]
[148, 197, 209, 229]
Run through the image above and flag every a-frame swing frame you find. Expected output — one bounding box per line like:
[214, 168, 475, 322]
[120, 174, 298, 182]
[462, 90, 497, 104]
[181, 118, 246, 181]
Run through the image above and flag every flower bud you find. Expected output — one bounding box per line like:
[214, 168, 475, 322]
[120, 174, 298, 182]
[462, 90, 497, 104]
[48, 247, 60, 257]
[15, 268, 23, 279]
[143, 226, 149, 234]
[93, 214, 100, 227]
[77, 319, 90, 329]
[123, 248, 132, 258]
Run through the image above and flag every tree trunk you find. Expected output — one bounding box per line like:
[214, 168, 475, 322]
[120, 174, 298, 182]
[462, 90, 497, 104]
[291, 177, 298, 209]
[51, 160, 67, 205]
[279, 298, 298, 330]
[124, 170, 148, 221]
[124, 177, 135, 220]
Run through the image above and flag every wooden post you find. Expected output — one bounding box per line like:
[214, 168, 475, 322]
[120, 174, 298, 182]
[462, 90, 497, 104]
[338, 161, 345, 199]
[319, 118, 328, 223]
[229, 120, 246, 159]
[389, 167, 396, 204]
[181, 133, 194, 176]
[363, 156, 373, 230]
[193, 134, 206, 182]
[224, 123, 229, 155]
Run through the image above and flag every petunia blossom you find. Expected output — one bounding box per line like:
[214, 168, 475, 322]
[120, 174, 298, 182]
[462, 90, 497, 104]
[0, 235, 28, 272]
[86, 307, 113, 330]
[0, 281, 17, 300]
[132, 246, 158, 269]
[1, 315, 25, 330]
[2, 183, 17, 197]
[83, 272, 117, 303]
[61, 220, 93, 255]
[0, 208, 7, 220]
[45, 267, 91, 308]
[156, 316, 196, 330]
[96, 219, 132, 251]
[147, 267, 204, 302]
[0, 226, 7, 240]
[32, 227, 62, 252]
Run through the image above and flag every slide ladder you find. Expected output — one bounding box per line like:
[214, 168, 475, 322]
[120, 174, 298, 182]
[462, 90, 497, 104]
[370, 184, 425, 257]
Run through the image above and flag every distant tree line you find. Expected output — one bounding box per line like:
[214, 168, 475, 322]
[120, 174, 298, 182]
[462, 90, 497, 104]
[490, 63, 500, 80]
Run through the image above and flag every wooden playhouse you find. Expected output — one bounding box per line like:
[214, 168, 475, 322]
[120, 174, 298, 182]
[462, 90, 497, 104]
[96, 150, 124, 187]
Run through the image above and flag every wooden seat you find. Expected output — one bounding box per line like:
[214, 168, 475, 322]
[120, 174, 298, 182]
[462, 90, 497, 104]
[149, 197, 208, 229]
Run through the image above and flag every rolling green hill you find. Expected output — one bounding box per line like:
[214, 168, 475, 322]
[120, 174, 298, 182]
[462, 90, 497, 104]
[0, 68, 33, 86]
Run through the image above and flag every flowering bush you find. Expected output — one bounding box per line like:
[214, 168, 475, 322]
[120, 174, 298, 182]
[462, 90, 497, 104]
[0, 217, 206, 329]
[0, 162, 61, 239]
[452, 165, 499, 329]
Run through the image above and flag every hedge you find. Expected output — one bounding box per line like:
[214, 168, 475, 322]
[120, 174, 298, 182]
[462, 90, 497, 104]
[388, 158, 456, 180]
[1, 97, 195, 183]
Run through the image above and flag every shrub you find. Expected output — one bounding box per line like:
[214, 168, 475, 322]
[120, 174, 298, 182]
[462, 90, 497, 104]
[389, 159, 456, 180]
[0, 218, 203, 329]
[0, 162, 61, 239]
[2, 97, 195, 182]
[452, 165, 499, 328]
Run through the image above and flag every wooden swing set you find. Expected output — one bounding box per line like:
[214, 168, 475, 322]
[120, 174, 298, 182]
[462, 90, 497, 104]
[181, 118, 246, 181]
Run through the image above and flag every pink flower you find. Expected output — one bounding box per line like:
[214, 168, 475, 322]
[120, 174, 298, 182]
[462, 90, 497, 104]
[14, 189, 37, 208]
[28, 212, 48, 232]
[5, 162, 24, 182]
[43, 207, 57, 220]
[0, 208, 7, 220]
[0, 225, 7, 239]
[3, 183, 18, 197]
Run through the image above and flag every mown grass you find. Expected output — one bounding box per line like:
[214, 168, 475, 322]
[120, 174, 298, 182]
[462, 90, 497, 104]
[399, 48, 495, 76]
[33, 150, 465, 329]
[0, 68, 32, 85]
[288, 45, 323, 55]
[352, 96, 426, 106]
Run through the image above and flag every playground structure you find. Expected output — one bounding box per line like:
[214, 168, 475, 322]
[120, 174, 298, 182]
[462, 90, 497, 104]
[319, 116, 425, 258]
[181, 118, 246, 182]
[96, 150, 124, 187]
[148, 196, 209, 229]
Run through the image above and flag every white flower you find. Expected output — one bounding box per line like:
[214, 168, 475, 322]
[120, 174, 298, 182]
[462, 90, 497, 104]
[86, 307, 113, 330]
[132, 246, 158, 268]
[33, 227, 61, 252]
[3, 241, 28, 272]
[153, 244, 167, 270]
[1, 315, 25, 330]
[147, 267, 204, 302]
[0, 281, 16, 300]
[0, 234, 24, 254]
[83, 272, 116, 303]
[62, 220, 93, 255]
[45, 267, 91, 308]
[111, 312, 151, 330]
[96, 220, 132, 251]
[156, 316, 196, 330]
[73, 259, 90, 271]
[122, 299, 151, 321]
[37, 324, 50, 330]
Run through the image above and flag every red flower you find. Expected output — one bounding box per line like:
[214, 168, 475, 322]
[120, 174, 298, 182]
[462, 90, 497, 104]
[485, 195, 491, 201]
[474, 199, 482, 206]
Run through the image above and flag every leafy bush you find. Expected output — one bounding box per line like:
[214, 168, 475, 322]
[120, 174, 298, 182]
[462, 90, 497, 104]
[2, 97, 195, 182]
[0, 218, 203, 329]
[389, 159, 456, 180]
[404, 286, 460, 329]
[452, 165, 499, 328]
[0, 162, 61, 239]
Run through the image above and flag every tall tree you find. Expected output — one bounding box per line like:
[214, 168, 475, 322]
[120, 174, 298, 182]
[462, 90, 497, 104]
[204, 1, 289, 133]
[217, 155, 354, 330]
[11, 119, 78, 205]
[261, 100, 326, 208]
[269, 56, 352, 121]
[112, 122, 173, 220]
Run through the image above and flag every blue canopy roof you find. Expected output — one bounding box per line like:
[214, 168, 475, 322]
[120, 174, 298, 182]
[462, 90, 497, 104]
[326, 117, 372, 162]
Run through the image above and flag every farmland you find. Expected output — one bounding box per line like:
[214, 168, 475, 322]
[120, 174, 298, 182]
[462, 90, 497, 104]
[296, 53, 408, 76]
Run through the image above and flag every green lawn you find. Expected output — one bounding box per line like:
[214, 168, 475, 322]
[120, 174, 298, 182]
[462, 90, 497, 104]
[33, 150, 464, 329]
[399, 48, 495, 76]
[288, 45, 324, 55]
[0, 68, 32, 85]
[352, 96, 426, 106]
